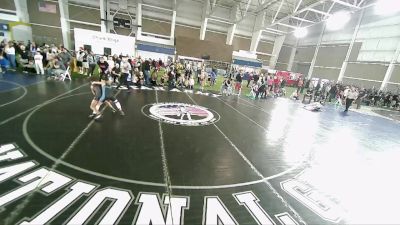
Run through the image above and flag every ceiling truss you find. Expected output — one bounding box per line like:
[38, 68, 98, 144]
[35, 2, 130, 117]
[262, 0, 371, 35]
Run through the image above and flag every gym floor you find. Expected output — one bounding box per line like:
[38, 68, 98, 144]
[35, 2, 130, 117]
[0, 72, 399, 225]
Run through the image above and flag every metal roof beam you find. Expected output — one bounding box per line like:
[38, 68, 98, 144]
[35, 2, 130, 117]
[294, 0, 303, 13]
[291, 16, 315, 23]
[306, 8, 331, 17]
[272, 0, 285, 23]
[332, 0, 360, 9]
[277, 22, 297, 29]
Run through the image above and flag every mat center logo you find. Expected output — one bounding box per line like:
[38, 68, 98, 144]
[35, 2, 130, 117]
[142, 103, 220, 126]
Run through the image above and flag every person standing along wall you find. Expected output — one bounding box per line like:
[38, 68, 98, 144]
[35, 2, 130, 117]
[117, 56, 132, 90]
[5, 43, 16, 69]
[142, 59, 151, 86]
[210, 69, 216, 86]
[87, 52, 97, 77]
[356, 88, 367, 109]
[344, 86, 359, 112]
[34, 49, 44, 75]
[235, 71, 243, 95]
[59, 48, 71, 69]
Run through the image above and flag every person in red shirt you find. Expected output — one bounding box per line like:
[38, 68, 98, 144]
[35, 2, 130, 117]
[273, 76, 280, 94]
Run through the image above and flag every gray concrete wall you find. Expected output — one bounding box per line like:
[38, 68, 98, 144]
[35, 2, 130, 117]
[277, 45, 292, 64]
[27, 0, 62, 44]
[312, 67, 340, 80]
[142, 19, 171, 36]
[389, 65, 400, 83]
[69, 5, 100, 24]
[175, 25, 233, 61]
[294, 46, 315, 63]
[1, 0, 16, 10]
[343, 78, 382, 89]
[344, 63, 388, 81]
[292, 63, 310, 76]
[315, 45, 348, 68]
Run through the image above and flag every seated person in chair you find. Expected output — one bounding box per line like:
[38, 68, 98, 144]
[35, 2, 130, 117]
[47, 58, 66, 78]
[18, 45, 35, 73]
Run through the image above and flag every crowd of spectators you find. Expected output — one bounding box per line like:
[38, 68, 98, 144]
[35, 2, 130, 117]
[1, 39, 399, 111]
[291, 78, 400, 110]
[0, 39, 217, 89]
[0, 39, 72, 78]
[223, 68, 399, 111]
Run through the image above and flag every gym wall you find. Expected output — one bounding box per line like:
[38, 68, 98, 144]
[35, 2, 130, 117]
[276, 45, 293, 71]
[175, 25, 234, 62]
[2, 0, 15, 10]
[389, 66, 400, 84]
[69, 5, 101, 48]
[294, 46, 316, 67]
[258, 41, 273, 67]
[287, 7, 400, 89]
[387, 65, 400, 91]
[308, 42, 362, 80]
[28, 0, 62, 45]
[142, 19, 171, 36]
[342, 78, 382, 89]
[69, 5, 100, 24]
[386, 64, 400, 91]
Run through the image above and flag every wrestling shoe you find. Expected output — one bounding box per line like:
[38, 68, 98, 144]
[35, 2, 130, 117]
[94, 113, 102, 121]
[119, 110, 125, 116]
[88, 113, 96, 119]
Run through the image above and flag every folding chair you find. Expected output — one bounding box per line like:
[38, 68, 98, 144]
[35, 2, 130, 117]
[60, 66, 71, 81]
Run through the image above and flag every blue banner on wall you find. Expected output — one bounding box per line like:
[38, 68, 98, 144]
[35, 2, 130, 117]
[232, 59, 262, 68]
[137, 44, 175, 55]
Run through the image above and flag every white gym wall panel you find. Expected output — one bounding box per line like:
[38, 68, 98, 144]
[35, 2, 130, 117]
[74, 28, 135, 55]
[294, 46, 316, 63]
[68, 5, 100, 24]
[277, 45, 292, 64]
[311, 67, 341, 81]
[343, 78, 382, 89]
[389, 65, 400, 83]
[345, 63, 388, 81]
[315, 45, 348, 68]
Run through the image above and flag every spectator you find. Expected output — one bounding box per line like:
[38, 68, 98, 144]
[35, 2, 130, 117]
[0, 50, 10, 73]
[5, 42, 16, 69]
[34, 49, 44, 75]
[58, 48, 71, 68]
[210, 69, 217, 86]
[76, 47, 85, 74]
[87, 51, 97, 77]
[235, 71, 242, 95]
[111, 63, 121, 84]
[142, 59, 151, 86]
[344, 86, 359, 112]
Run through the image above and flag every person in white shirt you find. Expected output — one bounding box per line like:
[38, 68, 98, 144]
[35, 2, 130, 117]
[117, 56, 132, 90]
[107, 56, 115, 72]
[34, 49, 44, 75]
[5, 43, 16, 68]
[189, 75, 194, 90]
[344, 86, 359, 112]
[76, 48, 85, 74]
